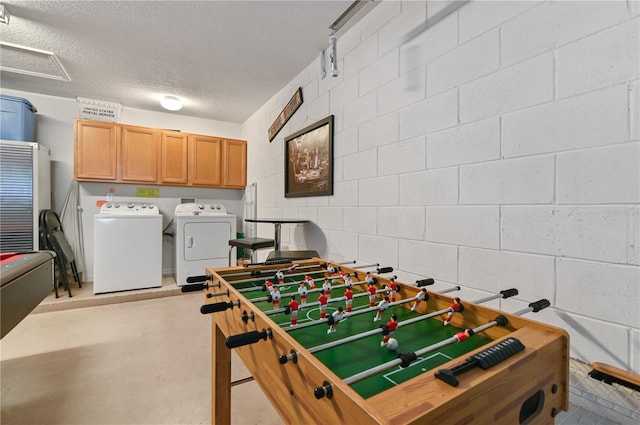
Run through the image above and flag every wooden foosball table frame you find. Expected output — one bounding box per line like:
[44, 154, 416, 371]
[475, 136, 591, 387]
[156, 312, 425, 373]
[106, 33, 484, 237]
[202, 258, 569, 425]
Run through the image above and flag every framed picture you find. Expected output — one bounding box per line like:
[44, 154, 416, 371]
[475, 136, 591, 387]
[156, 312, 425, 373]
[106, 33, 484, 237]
[284, 115, 334, 198]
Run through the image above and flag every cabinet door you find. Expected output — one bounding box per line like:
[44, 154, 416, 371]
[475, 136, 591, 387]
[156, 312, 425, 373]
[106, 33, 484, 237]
[160, 131, 188, 185]
[120, 125, 160, 183]
[189, 135, 222, 187]
[222, 139, 247, 188]
[74, 120, 118, 181]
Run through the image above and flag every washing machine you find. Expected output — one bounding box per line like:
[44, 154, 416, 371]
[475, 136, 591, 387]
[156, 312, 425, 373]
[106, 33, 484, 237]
[93, 202, 162, 294]
[174, 202, 236, 286]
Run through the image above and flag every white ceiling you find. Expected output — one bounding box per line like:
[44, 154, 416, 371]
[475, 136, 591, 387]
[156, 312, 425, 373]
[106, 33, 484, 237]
[0, 1, 375, 123]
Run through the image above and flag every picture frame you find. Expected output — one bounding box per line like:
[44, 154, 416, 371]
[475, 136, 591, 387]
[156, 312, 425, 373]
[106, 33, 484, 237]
[284, 115, 334, 198]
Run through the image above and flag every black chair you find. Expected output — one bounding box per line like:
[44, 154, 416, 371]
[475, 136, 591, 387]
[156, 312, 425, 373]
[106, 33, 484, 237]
[228, 237, 275, 266]
[39, 210, 82, 298]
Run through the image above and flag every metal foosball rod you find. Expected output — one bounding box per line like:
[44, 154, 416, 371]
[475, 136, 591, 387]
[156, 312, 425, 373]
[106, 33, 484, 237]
[247, 273, 392, 304]
[223, 263, 393, 285]
[281, 284, 445, 332]
[338, 299, 551, 387]
[264, 286, 397, 316]
[305, 289, 518, 355]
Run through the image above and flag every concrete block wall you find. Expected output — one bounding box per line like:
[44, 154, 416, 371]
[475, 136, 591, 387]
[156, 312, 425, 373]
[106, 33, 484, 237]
[242, 1, 640, 372]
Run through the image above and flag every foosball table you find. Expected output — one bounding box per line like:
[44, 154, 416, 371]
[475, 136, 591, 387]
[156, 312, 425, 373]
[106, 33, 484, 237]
[186, 258, 569, 424]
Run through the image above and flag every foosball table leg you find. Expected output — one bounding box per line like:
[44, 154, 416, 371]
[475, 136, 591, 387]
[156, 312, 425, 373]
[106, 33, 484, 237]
[212, 321, 231, 425]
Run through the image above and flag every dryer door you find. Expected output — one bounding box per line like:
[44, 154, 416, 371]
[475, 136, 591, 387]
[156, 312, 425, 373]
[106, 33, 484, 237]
[183, 221, 232, 261]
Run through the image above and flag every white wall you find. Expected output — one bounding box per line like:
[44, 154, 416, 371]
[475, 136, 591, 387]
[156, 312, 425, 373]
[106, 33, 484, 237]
[1, 88, 246, 279]
[241, 0, 640, 373]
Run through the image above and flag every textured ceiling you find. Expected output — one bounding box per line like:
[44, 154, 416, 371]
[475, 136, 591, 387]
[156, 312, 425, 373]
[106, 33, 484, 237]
[0, 1, 372, 123]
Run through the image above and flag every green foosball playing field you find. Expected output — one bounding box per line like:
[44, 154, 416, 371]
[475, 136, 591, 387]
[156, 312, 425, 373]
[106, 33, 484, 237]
[225, 267, 492, 399]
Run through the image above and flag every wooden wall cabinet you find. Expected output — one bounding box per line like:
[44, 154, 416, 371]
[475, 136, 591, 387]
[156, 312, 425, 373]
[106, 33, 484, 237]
[74, 120, 118, 181]
[74, 119, 246, 189]
[160, 131, 189, 185]
[189, 135, 222, 187]
[222, 138, 247, 188]
[120, 124, 160, 183]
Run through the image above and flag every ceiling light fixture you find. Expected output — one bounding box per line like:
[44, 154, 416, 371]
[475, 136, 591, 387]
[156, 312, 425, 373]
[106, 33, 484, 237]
[160, 96, 183, 111]
[0, 4, 10, 25]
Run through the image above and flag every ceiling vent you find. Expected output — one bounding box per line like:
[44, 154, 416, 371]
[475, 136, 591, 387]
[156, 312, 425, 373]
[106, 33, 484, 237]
[0, 41, 71, 81]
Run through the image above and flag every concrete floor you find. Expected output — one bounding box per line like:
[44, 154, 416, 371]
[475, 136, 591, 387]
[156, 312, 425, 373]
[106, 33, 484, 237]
[0, 282, 283, 425]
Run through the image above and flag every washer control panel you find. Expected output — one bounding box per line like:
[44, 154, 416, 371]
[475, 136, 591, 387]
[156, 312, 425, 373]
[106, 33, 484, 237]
[175, 202, 228, 216]
[100, 202, 159, 215]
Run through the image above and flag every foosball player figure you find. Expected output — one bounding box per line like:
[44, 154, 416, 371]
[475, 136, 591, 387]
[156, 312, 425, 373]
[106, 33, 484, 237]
[286, 295, 300, 326]
[411, 288, 429, 312]
[264, 280, 274, 292]
[327, 307, 345, 334]
[275, 269, 285, 284]
[288, 263, 298, 272]
[453, 328, 474, 342]
[318, 290, 329, 319]
[270, 286, 282, 309]
[322, 278, 332, 298]
[367, 280, 377, 307]
[365, 272, 376, 285]
[304, 275, 316, 289]
[344, 286, 354, 313]
[381, 313, 399, 347]
[374, 296, 390, 322]
[297, 281, 308, 305]
[327, 264, 340, 274]
[443, 297, 463, 326]
[344, 273, 354, 289]
[388, 277, 399, 302]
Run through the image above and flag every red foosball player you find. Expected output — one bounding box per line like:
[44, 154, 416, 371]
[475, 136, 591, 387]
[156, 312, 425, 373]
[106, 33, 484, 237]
[327, 307, 345, 334]
[304, 275, 316, 289]
[297, 281, 308, 305]
[287, 295, 300, 326]
[344, 286, 354, 313]
[443, 297, 463, 326]
[322, 278, 332, 298]
[381, 313, 399, 346]
[264, 280, 274, 292]
[453, 328, 474, 342]
[275, 269, 285, 284]
[317, 290, 329, 319]
[367, 281, 377, 307]
[388, 277, 399, 302]
[374, 296, 390, 322]
[288, 264, 298, 272]
[411, 288, 428, 312]
[270, 287, 281, 309]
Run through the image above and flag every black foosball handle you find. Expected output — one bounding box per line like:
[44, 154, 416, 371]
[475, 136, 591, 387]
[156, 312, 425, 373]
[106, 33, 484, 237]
[376, 266, 394, 274]
[200, 301, 239, 314]
[182, 283, 208, 293]
[226, 329, 272, 349]
[500, 288, 518, 298]
[529, 299, 550, 312]
[435, 337, 525, 387]
[186, 275, 212, 283]
[416, 278, 435, 287]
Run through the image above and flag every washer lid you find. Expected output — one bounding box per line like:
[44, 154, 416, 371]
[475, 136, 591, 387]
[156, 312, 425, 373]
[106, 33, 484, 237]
[174, 202, 228, 216]
[100, 202, 159, 215]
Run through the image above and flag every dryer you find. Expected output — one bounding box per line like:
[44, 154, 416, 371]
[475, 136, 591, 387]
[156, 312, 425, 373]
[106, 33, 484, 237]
[174, 202, 236, 286]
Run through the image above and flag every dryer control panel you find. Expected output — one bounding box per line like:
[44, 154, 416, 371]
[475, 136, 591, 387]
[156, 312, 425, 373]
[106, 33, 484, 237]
[175, 202, 228, 216]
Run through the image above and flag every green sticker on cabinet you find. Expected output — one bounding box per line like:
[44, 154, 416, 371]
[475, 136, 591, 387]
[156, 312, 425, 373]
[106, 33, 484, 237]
[136, 188, 159, 198]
